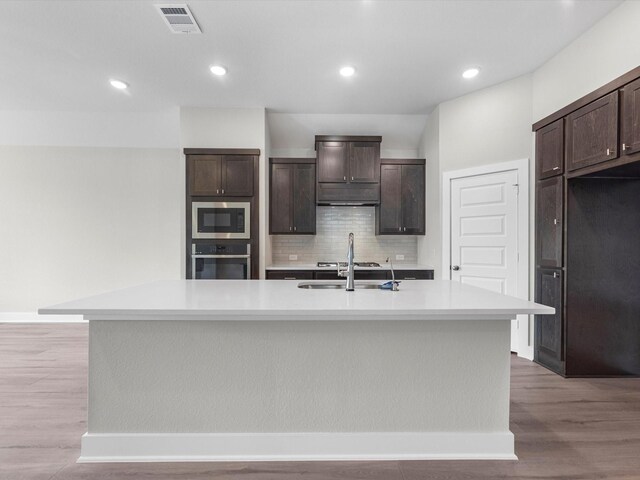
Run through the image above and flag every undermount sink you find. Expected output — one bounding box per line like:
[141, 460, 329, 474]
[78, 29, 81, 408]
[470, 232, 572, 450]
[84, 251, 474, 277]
[297, 281, 382, 290]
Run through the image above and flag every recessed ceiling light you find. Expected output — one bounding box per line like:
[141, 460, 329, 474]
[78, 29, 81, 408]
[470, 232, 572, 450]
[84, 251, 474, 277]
[462, 68, 480, 79]
[109, 79, 129, 90]
[210, 65, 227, 76]
[340, 66, 356, 77]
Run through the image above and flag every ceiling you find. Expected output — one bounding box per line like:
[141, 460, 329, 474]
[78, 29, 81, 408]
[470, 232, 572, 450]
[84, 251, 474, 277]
[0, 0, 623, 114]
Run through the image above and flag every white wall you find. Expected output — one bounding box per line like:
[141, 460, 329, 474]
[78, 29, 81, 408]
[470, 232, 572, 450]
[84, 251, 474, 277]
[0, 146, 181, 312]
[180, 108, 268, 276]
[268, 113, 427, 159]
[0, 110, 178, 148]
[533, 0, 640, 123]
[418, 75, 533, 275]
[417, 107, 440, 270]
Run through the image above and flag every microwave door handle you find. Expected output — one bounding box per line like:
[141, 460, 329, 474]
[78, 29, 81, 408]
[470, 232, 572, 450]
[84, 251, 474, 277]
[247, 256, 251, 279]
[191, 255, 196, 280]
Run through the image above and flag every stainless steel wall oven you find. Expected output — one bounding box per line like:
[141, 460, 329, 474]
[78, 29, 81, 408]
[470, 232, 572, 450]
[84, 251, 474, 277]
[190, 243, 251, 280]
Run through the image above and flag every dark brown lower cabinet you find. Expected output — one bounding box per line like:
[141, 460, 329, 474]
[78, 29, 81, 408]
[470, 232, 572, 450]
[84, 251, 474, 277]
[266, 270, 434, 281]
[534, 268, 564, 375]
[265, 271, 314, 280]
[394, 270, 434, 280]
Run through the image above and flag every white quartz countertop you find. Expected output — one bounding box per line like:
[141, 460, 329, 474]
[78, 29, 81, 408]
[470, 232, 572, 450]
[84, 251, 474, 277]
[39, 280, 554, 321]
[266, 264, 434, 271]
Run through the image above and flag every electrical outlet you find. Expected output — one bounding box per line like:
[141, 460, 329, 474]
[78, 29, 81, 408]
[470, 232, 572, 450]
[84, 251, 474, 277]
[396, 254, 405, 261]
[288, 254, 298, 261]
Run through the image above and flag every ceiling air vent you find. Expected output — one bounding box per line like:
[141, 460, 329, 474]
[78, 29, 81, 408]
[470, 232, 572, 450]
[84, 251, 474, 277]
[155, 4, 201, 34]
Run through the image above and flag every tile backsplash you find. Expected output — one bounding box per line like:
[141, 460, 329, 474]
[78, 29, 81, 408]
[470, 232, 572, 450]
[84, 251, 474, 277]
[271, 207, 418, 265]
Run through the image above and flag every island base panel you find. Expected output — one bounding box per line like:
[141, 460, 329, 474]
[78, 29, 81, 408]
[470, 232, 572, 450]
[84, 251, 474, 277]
[84, 319, 513, 461]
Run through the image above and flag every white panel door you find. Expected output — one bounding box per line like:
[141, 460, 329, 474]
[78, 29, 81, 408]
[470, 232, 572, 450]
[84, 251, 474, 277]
[450, 170, 519, 351]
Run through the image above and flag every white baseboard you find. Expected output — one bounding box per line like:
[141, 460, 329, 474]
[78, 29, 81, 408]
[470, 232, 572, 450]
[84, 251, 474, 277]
[79, 431, 516, 463]
[0, 312, 86, 323]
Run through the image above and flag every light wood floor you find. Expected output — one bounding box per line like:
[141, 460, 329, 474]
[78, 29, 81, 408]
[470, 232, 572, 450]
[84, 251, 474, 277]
[1, 324, 639, 480]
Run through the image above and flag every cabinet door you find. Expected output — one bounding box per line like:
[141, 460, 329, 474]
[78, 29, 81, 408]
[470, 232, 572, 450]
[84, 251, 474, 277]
[622, 77, 640, 156]
[190, 155, 221, 196]
[348, 142, 380, 183]
[536, 119, 564, 179]
[222, 156, 254, 196]
[566, 92, 619, 171]
[270, 164, 293, 234]
[536, 177, 563, 268]
[317, 142, 348, 183]
[378, 165, 402, 233]
[535, 268, 563, 373]
[293, 164, 316, 234]
[401, 164, 425, 234]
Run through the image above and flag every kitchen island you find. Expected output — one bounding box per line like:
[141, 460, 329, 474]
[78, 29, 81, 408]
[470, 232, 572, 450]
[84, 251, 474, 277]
[40, 279, 553, 462]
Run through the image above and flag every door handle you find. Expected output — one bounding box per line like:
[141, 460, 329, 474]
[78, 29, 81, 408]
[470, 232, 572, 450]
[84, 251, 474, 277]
[451, 265, 460, 271]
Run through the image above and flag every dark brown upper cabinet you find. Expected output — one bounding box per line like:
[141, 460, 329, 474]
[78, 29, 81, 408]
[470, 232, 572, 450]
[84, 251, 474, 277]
[269, 159, 316, 235]
[348, 142, 381, 183]
[536, 176, 563, 268]
[315, 136, 381, 204]
[566, 92, 619, 172]
[536, 119, 564, 179]
[189, 154, 255, 196]
[534, 268, 564, 374]
[622, 77, 640, 156]
[317, 142, 348, 183]
[377, 160, 425, 235]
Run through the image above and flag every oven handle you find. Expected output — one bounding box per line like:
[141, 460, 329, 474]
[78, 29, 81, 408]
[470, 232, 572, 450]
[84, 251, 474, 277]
[191, 255, 251, 259]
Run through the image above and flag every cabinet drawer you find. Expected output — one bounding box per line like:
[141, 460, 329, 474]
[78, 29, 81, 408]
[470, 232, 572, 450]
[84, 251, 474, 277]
[394, 270, 434, 280]
[266, 270, 314, 280]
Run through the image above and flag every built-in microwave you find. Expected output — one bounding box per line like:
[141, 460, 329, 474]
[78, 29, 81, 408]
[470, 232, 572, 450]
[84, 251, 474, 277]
[192, 202, 250, 239]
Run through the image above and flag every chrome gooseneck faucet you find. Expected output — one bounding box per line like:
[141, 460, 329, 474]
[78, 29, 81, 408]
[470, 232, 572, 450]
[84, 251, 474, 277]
[338, 232, 355, 291]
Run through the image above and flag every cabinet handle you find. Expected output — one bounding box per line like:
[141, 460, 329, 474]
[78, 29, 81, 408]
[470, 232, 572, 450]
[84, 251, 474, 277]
[289, 226, 292, 231]
[221, 189, 225, 194]
[398, 227, 401, 232]
[404, 277, 416, 280]
[623, 143, 627, 151]
[284, 277, 296, 280]
[552, 167, 560, 171]
[294, 226, 297, 231]
[351, 176, 354, 181]
[216, 189, 219, 194]
[403, 227, 406, 232]
[343, 176, 346, 181]
[553, 272, 559, 278]
[553, 218, 558, 225]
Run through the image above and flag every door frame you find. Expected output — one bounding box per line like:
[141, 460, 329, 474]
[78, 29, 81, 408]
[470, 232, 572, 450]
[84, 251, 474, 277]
[441, 158, 531, 358]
